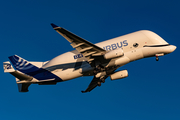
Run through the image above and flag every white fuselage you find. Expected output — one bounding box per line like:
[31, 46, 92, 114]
[42, 30, 176, 81]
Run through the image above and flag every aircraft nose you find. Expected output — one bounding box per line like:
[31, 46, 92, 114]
[169, 45, 177, 53]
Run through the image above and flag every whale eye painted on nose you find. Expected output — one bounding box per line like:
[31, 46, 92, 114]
[133, 43, 139, 48]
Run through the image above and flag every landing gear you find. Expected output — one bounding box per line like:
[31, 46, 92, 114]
[97, 81, 101, 86]
[93, 69, 98, 75]
[100, 76, 106, 83]
[93, 64, 104, 75]
[100, 77, 105, 83]
[97, 77, 105, 86]
[92, 63, 108, 87]
[156, 56, 159, 61]
[97, 76, 106, 87]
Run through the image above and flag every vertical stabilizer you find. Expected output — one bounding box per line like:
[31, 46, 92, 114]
[8, 55, 40, 76]
[17, 83, 31, 92]
[8, 55, 62, 81]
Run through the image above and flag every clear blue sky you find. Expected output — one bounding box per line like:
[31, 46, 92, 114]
[0, 0, 180, 120]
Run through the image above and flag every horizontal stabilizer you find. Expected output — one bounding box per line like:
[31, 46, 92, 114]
[18, 83, 31, 92]
[10, 71, 33, 81]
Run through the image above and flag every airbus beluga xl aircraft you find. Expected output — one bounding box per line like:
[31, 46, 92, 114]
[3, 23, 176, 93]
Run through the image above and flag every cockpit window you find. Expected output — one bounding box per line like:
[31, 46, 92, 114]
[133, 43, 139, 48]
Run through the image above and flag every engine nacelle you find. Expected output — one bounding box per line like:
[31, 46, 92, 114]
[104, 48, 124, 59]
[110, 70, 128, 80]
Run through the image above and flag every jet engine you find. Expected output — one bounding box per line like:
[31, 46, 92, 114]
[110, 70, 128, 80]
[104, 48, 124, 59]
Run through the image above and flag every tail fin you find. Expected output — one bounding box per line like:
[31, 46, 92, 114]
[8, 55, 40, 76]
[8, 55, 61, 81]
[7, 55, 61, 92]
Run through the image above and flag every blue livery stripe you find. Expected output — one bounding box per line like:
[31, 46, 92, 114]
[9, 55, 39, 74]
[8, 55, 62, 81]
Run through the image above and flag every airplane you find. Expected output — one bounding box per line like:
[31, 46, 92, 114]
[3, 23, 176, 93]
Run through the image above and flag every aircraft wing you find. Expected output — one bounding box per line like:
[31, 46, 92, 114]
[51, 23, 106, 63]
[81, 76, 100, 93]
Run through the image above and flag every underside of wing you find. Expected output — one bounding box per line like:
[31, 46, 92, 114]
[81, 76, 100, 93]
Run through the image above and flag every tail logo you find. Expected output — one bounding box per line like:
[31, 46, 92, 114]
[10, 55, 34, 70]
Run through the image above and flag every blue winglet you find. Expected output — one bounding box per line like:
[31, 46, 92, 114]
[51, 23, 59, 28]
